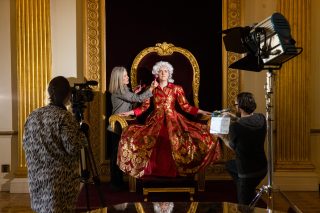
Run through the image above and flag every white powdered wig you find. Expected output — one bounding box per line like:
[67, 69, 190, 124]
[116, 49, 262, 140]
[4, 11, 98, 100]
[151, 61, 174, 83]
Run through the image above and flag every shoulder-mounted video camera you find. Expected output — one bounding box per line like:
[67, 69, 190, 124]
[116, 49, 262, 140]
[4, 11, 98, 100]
[71, 80, 98, 122]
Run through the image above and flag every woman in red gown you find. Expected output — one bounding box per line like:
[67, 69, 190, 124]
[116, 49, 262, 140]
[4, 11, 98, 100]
[117, 61, 221, 178]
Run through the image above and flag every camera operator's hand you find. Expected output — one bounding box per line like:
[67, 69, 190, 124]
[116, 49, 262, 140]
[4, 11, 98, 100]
[222, 112, 239, 121]
[80, 122, 90, 137]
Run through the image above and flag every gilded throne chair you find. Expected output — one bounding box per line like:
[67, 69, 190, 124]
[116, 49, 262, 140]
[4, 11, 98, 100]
[109, 42, 210, 200]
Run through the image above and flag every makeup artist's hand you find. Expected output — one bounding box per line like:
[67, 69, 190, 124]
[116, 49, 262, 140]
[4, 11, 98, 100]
[150, 80, 159, 91]
[133, 85, 142, 93]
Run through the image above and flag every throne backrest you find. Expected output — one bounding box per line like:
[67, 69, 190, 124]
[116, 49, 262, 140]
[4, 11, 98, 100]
[130, 42, 200, 107]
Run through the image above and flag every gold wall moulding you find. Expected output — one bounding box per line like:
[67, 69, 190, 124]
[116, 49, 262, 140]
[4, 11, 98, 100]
[0, 131, 18, 136]
[83, 0, 106, 177]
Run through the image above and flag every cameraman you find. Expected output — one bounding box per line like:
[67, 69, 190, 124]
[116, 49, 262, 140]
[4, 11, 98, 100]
[218, 92, 267, 206]
[23, 76, 88, 213]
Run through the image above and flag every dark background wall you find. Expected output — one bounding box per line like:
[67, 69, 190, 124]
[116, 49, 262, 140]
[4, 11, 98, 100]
[105, 0, 222, 111]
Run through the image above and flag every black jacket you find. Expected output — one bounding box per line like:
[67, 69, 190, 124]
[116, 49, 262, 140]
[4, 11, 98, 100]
[229, 113, 267, 178]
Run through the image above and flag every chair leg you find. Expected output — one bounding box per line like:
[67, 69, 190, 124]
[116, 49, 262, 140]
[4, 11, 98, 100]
[197, 169, 206, 191]
[129, 176, 136, 192]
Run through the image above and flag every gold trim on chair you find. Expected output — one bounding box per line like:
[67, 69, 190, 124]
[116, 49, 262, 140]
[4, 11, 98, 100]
[131, 42, 200, 107]
[143, 187, 195, 202]
[134, 202, 199, 213]
[109, 115, 130, 131]
[108, 114, 137, 192]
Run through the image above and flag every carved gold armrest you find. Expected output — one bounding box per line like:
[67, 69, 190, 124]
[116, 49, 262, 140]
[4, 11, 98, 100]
[108, 115, 130, 131]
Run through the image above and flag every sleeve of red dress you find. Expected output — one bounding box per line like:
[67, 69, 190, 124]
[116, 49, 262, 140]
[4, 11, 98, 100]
[176, 86, 199, 115]
[133, 98, 151, 116]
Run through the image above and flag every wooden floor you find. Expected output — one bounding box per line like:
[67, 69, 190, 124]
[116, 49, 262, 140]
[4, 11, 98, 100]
[0, 191, 319, 213]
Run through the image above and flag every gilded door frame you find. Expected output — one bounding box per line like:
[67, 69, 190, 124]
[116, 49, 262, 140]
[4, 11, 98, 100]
[82, 0, 241, 179]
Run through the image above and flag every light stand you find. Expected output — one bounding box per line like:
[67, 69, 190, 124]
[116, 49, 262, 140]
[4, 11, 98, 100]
[249, 68, 276, 210]
[249, 68, 304, 213]
[222, 12, 303, 211]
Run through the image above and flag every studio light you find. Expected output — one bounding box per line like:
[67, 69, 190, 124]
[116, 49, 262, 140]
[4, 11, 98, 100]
[222, 12, 302, 71]
[222, 13, 303, 211]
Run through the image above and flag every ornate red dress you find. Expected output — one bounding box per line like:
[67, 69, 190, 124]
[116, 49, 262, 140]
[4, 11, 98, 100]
[117, 83, 221, 178]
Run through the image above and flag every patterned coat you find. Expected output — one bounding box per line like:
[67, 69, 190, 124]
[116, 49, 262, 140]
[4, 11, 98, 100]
[23, 104, 87, 213]
[117, 83, 221, 178]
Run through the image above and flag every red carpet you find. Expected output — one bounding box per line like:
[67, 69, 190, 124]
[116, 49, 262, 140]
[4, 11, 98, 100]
[75, 180, 246, 212]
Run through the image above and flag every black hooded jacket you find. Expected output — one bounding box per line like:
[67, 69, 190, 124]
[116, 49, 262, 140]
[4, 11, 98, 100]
[229, 113, 267, 178]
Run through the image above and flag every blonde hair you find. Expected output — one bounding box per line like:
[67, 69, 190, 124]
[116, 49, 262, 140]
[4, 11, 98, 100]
[109, 66, 127, 94]
[152, 61, 174, 83]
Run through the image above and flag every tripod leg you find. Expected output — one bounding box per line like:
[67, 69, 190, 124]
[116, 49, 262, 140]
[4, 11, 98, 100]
[85, 143, 105, 207]
[92, 176, 105, 208]
[249, 185, 269, 209]
[79, 123, 105, 208]
[79, 148, 92, 211]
